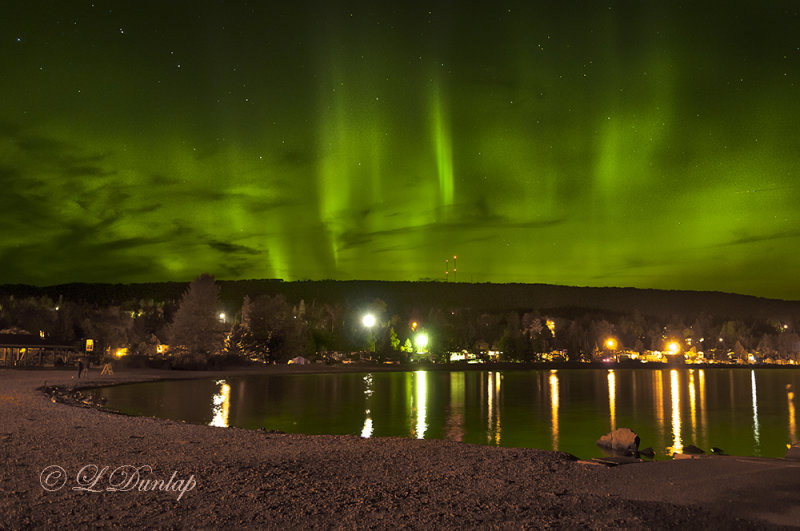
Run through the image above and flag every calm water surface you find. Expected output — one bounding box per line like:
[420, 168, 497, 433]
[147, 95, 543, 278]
[95, 368, 800, 459]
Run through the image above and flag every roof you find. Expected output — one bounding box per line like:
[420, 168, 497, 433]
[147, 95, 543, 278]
[0, 333, 78, 349]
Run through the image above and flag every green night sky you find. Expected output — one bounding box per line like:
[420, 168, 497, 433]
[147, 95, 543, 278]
[1, 1, 798, 299]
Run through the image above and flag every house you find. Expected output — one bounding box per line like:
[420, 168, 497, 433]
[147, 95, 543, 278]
[0, 333, 80, 367]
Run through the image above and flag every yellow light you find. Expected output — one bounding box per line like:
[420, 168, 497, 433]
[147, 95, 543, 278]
[114, 347, 128, 358]
[411, 321, 418, 331]
[605, 338, 617, 350]
[546, 319, 556, 334]
[667, 341, 680, 355]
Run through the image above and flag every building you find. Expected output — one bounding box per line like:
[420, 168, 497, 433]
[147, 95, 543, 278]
[0, 333, 80, 367]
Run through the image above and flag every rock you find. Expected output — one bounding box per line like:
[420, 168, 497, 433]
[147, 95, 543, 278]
[786, 442, 800, 460]
[683, 445, 705, 455]
[589, 456, 641, 466]
[596, 428, 640, 453]
[710, 447, 726, 455]
[639, 447, 655, 458]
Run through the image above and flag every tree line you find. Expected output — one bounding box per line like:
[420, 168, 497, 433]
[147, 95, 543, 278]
[2, 274, 799, 366]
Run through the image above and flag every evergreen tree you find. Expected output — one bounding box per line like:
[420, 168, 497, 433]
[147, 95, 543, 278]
[168, 273, 223, 361]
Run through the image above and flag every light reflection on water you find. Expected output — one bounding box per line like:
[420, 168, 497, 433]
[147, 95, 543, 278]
[414, 370, 427, 439]
[487, 372, 501, 445]
[96, 368, 800, 459]
[607, 369, 616, 432]
[446, 372, 465, 441]
[209, 380, 230, 427]
[549, 370, 559, 449]
[688, 370, 697, 443]
[669, 369, 683, 454]
[788, 388, 797, 443]
[699, 369, 707, 445]
[751, 370, 760, 451]
[361, 374, 373, 438]
[654, 370, 664, 444]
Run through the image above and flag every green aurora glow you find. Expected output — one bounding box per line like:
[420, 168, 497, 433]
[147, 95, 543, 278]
[0, 1, 798, 298]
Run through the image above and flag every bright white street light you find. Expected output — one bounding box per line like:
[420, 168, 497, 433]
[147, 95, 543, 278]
[362, 313, 376, 328]
[415, 332, 429, 351]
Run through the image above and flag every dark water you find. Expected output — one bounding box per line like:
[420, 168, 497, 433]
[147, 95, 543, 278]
[95, 368, 800, 459]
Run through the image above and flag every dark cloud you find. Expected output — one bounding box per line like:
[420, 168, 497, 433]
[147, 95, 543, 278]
[207, 240, 262, 256]
[721, 231, 800, 248]
[337, 214, 566, 252]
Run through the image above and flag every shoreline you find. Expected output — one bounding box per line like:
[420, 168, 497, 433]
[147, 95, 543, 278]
[2, 368, 799, 528]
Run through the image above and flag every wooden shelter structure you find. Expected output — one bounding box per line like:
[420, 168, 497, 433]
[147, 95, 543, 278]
[0, 333, 80, 367]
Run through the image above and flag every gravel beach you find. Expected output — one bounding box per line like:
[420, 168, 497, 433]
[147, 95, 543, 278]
[1, 367, 798, 529]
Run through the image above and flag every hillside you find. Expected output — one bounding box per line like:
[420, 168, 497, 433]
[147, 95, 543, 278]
[2, 280, 799, 321]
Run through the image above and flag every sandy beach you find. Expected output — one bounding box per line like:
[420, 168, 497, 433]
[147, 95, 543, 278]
[1, 367, 798, 529]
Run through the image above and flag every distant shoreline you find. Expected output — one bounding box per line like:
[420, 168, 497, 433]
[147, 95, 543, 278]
[14, 358, 800, 388]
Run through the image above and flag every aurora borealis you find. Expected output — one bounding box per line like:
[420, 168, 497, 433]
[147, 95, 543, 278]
[1, 1, 798, 298]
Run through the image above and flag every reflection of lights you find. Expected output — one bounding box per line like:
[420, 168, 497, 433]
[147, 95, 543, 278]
[549, 370, 559, 449]
[699, 369, 706, 442]
[788, 389, 797, 444]
[655, 370, 665, 441]
[414, 371, 427, 439]
[751, 370, 760, 450]
[670, 369, 682, 455]
[362, 314, 376, 328]
[608, 369, 616, 432]
[361, 374, 374, 438]
[446, 372, 465, 442]
[689, 370, 697, 441]
[210, 380, 231, 428]
[487, 372, 501, 445]
[361, 410, 373, 438]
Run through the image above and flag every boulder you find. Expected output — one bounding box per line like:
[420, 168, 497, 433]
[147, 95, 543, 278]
[683, 444, 705, 455]
[786, 442, 800, 460]
[596, 428, 640, 454]
[639, 447, 655, 459]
